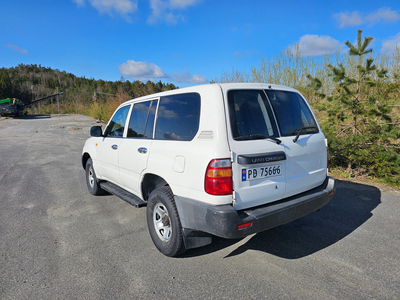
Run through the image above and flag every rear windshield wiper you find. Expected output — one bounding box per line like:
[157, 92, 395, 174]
[293, 126, 319, 143]
[234, 134, 282, 144]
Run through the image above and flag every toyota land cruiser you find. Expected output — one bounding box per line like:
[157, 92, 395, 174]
[82, 83, 336, 257]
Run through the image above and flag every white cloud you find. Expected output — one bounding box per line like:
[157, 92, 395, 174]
[169, 0, 200, 9]
[72, 0, 200, 24]
[365, 7, 400, 24]
[118, 60, 208, 83]
[147, 0, 201, 25]
[72, 0, 85, 7]
[4, 44, 28, 55]
[294, 35, 343, 57]
[234, 51, 243, 58]
[334, 7, 400, 28]
[118, 60, 166, 79]
[382, 32, 400, 52]
[334, 11, 363, 28]
[72, 0, 137, 18]
[171, 70, 208, 83]
[90, 0, 137, 15]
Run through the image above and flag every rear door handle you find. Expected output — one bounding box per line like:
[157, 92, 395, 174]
[111, 145, 118, 150]
[138, 147, 147, 154]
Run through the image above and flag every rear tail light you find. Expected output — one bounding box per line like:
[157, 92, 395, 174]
[205, 159, 233, 195]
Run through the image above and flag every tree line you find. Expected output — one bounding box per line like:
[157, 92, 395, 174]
[0, 63, 177, 121]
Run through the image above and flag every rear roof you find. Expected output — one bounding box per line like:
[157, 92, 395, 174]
[217, 83, 297, 92]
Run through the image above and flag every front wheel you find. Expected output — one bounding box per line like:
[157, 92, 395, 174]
[146, 186, 186, 257]
[85, 158, 104, 195]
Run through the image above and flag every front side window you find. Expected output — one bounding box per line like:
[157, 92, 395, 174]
[105, 105, 130, 138]
[127, 100, 157, 138]
[265, 90, 318, 137]
[155, 93, 200, 141]
[228, 90, 279, 140]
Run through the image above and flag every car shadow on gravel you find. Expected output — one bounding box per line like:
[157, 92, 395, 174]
[182, 180, 381, 259]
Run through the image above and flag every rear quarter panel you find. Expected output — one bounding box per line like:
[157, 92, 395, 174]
[144, 85, 233, 206]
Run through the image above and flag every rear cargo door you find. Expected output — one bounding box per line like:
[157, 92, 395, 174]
[265, 90, 327, 198]
[227, 89, 287, 210]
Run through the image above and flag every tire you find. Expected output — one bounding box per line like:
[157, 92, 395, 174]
[146, 186, 186, 257]
[85, 158, 104, 195]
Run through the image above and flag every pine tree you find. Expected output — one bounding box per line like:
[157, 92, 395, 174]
[0, 68, 12, 99]
[308, 30, 399, 185]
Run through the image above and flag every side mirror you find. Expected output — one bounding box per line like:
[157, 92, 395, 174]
[90, 126, 103, 137]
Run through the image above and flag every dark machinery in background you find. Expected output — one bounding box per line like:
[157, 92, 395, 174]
[0, 92, 64, 117]
[0, 98, 24, 116]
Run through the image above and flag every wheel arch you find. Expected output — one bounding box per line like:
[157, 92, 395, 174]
[82, 152, 91, 170]
[82, 142, 98, 170]
[141, 173, 169, 201]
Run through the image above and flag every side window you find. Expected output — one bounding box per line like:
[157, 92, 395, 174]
[127, 100, 157, 138]
[145, 100, 157, 138]
[155, 93, 200, 141]
[265, 90, 318, 137]
[105, 105, 131, 138]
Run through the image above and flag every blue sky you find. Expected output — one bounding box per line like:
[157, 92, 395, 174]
[1, 0, 400, 88]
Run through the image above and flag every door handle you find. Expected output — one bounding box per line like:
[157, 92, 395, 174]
[111, 145, 118, 150]
[138, 147, 147, 154]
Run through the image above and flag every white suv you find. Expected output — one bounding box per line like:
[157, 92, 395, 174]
[82, 83, 336, 256]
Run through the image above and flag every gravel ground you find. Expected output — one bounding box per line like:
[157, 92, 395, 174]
[0, 114, 399, 300]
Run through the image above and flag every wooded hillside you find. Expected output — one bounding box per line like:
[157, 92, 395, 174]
[0, 64, 177, 121]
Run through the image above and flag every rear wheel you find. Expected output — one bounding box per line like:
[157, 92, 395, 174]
[146, 186, 186, 257]
[85, 158, 104, 195]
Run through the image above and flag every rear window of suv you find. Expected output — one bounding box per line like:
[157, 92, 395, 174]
[265, 90, 318, 137]
[228, 90, 279, 140]
[228, 89, 318, 140]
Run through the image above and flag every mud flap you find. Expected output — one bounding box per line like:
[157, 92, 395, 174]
[182, 228, 212, 250]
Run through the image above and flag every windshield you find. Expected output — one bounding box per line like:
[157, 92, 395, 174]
[265, 90, 318, 137]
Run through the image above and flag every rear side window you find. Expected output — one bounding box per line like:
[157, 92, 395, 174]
[127, 100, 157, 138]
[155, 93, 200, 141]
[265, 90, 318, 137]
[228, 90, 279, 140]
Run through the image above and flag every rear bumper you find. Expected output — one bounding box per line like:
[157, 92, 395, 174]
[175, 176, 336, 239]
